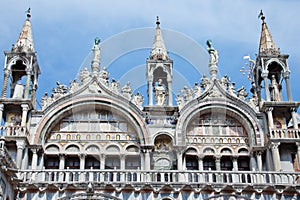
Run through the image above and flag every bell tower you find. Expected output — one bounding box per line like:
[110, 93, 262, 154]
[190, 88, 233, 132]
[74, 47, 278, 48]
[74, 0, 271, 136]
[146, 17, 173, 107]
[0, 8, 40, 139]
[253, 11, 299, 171]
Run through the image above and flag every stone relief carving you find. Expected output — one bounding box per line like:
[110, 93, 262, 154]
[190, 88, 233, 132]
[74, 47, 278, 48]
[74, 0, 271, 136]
[131, 92, 144, 110]
[237, 86, 248, 101]
[154, 79, 166, 106]
[121, 81, 132, 100]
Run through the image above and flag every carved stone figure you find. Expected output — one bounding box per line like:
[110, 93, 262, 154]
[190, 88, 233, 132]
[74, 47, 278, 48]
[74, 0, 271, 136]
[207, 40, 219, 65]
[193, 82, 202, 97]
[132, 92, 144, 110]
[176, 94, 184, 110]
[110, 78, 120, 93]
[121, 81, 132, 100]
[68, 80, 79, 94]
[99, 66, 109, 86]
[41, 92, 51, 109]
[249, 93, 259, 110]
[237, 86, 248, 101]
[220, 75, 229, 90]
[200, 75, 211, 91]
[154, 79, 166, 106]
[181, 86, 193, 102]
[269, 75, 282, 101]
[12, 81, 24, 99]
[80, 68, 91, 83]
[228, 82, 236, 96]
[52, 81, 67, 99]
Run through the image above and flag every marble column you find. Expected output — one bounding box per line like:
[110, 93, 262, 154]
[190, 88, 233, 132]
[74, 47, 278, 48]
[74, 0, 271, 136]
[291, 108, 298, 129]
[80, 154, 86, 170]
[1, 68, 10, 98]
[261, 70, 271, 101]
[256, 152, 262, 171]
[215, 155, 221, 171]
[148, 80, 153, 106]
[21, 104, 29, 127]
[24, 70, 31, 99]
[283, 71, 292, 101]
[16, 140, 25, 169]
[120, 155, 125, 170]
[31, 148, 38, 170]
[270, 142, 281, 171]
[59, 154, 65, 169]
[21, 147, 29, 169]
[198, 155, 204, 171]
[144, 149, 151, 170]
[250, 152, 257, 171]
[168, 81, 172, 106]
[0, 104, 4, 126]
[177, 151, 183, 170]
[232, 156, 238, 171]
[100, 154, 106, 169]
[266, 107, 274, 129]
[296, 143, 300, 170]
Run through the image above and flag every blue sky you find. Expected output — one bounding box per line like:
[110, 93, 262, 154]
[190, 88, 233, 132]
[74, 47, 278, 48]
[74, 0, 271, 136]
[0, 1, 299, 109]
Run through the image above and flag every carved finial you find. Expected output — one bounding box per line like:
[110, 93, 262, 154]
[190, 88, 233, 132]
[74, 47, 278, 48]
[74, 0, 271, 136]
[26, 8, 31, 19]
[258, 10, 265, 22]
[156, 16, 160, 27]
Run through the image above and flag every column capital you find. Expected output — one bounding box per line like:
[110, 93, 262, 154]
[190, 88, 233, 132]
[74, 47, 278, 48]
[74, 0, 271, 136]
[261, 70, 269, 78]
[0, 104, 4, 111]
[214, 154, 221, 160]
[283, 70, 291, 79]
[30, 148, 38, 154]
[296, 142, 300, 147]
[269, 142, 280, 150]
[290, 107, 298, 113]
[21, 104, 29, 111]
[80, 153, 86, 159]
[4, 68, 10, 75]
[16, 140, 26, 149]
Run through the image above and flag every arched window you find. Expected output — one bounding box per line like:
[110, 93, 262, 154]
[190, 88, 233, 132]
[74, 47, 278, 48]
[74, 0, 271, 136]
[65, 156, 80, 169]
[221, 156, 233, 170]
[186, 155, 199, 170]
[203, 156, 215, 170]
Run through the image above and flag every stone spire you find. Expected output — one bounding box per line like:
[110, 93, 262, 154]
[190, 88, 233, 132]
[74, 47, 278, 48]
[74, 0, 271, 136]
[12, 8, 35, 53]
[150, 16, 169, 61]
[91, 37, 101, 76]
[258, 10, 280, 55]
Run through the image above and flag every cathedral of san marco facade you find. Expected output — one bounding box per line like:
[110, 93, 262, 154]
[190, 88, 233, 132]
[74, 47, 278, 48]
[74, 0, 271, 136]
[0, 8, 299, 200]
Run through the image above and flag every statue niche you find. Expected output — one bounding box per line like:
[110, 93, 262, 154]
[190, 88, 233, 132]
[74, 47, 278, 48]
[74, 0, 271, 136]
[269, 75, 282, 101]
[154, 79, 166, 106]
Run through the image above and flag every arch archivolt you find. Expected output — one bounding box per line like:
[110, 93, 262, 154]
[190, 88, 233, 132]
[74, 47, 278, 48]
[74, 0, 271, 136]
[264, 58, 286, 72]
[7, 56, 30, 71]
[34, 95, 148, 146]
[176, 100, 263, 147]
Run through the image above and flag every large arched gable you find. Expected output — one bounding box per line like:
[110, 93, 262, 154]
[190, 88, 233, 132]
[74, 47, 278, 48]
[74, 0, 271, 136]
[34, 94, 148, 145]
[176, 99, 264, 147]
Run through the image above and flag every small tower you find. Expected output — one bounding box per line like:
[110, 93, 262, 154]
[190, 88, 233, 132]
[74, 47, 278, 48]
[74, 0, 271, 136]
[0, 9, 40, 136]
[253, 11, 299, 171]
[146, 17, 173, 106]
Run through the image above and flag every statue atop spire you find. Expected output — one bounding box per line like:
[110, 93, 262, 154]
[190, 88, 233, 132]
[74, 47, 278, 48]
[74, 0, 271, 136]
[206, 40, 219, 79]
[150, 16, 169, 61]
[12, 8, 35, 53]
[91, 37, 101, 76]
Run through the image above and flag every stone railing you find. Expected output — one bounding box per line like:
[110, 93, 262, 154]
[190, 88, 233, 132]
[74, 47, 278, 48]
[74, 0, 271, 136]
[19, 169, 300, 186]
[187, 136, 247, 144]
[269, 128, 300, 139]
[0, 126, 29, 137]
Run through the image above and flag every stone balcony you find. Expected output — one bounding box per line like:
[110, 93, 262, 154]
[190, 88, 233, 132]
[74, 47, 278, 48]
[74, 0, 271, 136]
[269, 128, 300, 140]
[18, 169, 300, 193]
[0, 125, 29, 138]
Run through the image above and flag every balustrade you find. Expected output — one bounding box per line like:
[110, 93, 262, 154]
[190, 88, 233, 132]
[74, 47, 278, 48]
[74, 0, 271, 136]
[0, 125, 29, 137]
[270, 128, 300, 139]
[18, 169, 300, 186]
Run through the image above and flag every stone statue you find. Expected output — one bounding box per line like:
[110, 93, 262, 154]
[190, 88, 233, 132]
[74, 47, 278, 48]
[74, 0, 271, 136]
[269, 75, 282, 101]
[220, 75, 229, 90]
[68, 80, 79, 94]
[193, 82, 202, 98]
[237, 86, 248, 101]
[132, 92, 144, 110]
[249, 93, 259, 110]
[121, 81, 132, 100]
[52, 81, 67, 99]
[228, 82, 237, 96]
[207, 40, 218, 65]
[80, 67, 91, 83]
[200, 75, 211, 91]
[181, 86, 193, 102]
[94, 37, 100, 45]
[110, 78, 120, 93]
[41, 92, 51, 109]
[176, 94, 184, 110]
[12, 81, 24, 99]
[99, 66, 109, 86]
[154, 79, 166, 106]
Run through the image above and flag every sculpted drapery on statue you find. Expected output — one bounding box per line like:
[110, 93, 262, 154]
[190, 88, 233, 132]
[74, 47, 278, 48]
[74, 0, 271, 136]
[207, 40, 218, 65]
[154, 79, 166, 106]
[269, 75, 282, 101]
